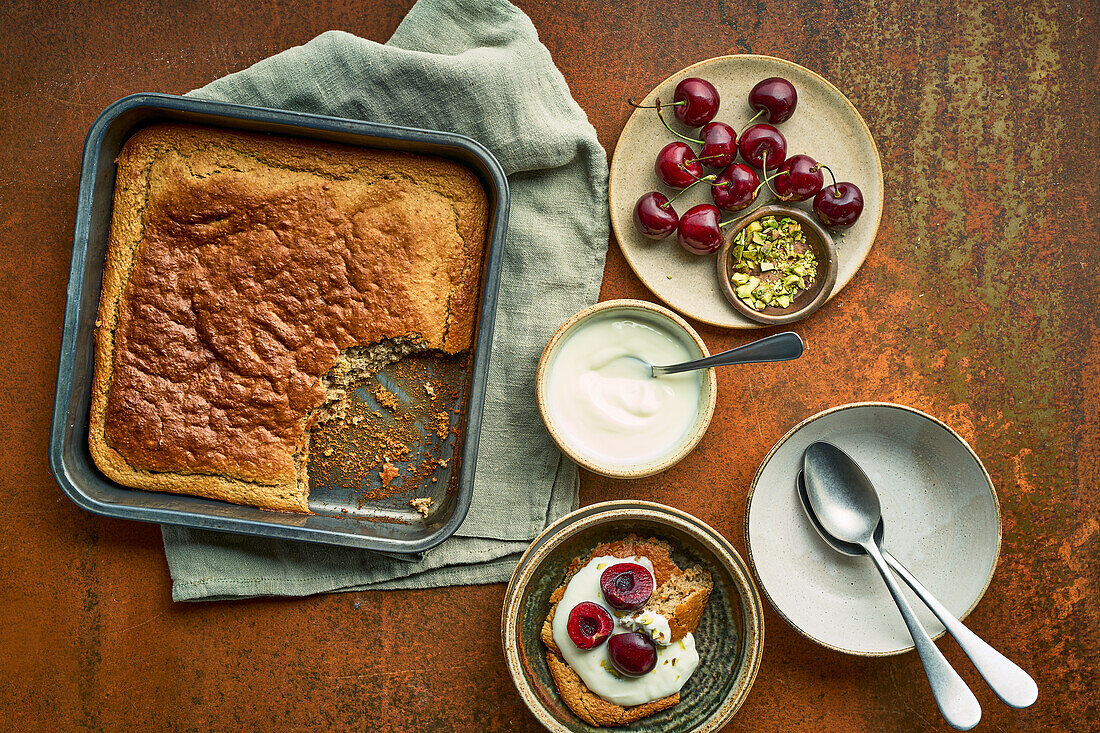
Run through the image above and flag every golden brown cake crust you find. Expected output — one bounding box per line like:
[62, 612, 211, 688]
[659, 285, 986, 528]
[540, 536, 712, 727]
[88, 123, 487, 512]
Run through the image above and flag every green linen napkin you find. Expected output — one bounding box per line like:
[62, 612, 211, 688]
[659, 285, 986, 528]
[160, 0, 608, 600]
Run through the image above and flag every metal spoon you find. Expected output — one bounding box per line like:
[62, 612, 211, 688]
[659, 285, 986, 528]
[802, 441, 983, 731]
[649, 331, 803, 376]
[796, 470, 1038, 709]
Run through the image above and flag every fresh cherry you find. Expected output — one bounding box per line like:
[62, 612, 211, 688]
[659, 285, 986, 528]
[607, 633, 658, 677]
[672, 77, 720, 126]
[600, 563, 655, 611]
[773, 154, 824, 202]
[655, 142, 703, 189]
[738, 124, 786, 170]
[677, 204, 728, 255]
[654, 114, 736, 170]
[748, 77, 798, 124]
[566, 602, 615, 650]
[814, 182, 864, 228]
[696, 122, 737, 168]
[711, 163, 760, 212]
[633, 192, 679, 239]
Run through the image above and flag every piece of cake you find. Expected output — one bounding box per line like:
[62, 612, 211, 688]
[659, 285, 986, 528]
[540, 536, 713, 727]
[88, 123, 487, 512]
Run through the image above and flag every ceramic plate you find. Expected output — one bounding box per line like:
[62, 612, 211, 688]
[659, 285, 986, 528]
[502, 501, 764, 732]
[609, 55, 883, 328]
[745, 403, 1001, 656]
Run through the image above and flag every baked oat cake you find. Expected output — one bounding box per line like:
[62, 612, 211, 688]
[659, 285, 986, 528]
[88, 123, 487, 512]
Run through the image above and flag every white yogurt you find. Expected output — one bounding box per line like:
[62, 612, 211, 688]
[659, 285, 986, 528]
[620, 609, 673, 646]
[545, 316, 703, 467]
[551, 556, 700, 707]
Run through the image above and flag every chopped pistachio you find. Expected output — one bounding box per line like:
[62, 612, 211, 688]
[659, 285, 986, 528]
[729, 216, 818, 311]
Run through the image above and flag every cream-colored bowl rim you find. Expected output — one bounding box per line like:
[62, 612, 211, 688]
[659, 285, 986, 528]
[536, 299, 718, 478]
[501, 500, 765, 732]
[743, 401, 1002, 657]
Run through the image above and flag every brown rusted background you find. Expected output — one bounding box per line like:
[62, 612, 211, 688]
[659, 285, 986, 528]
[2, 0, 1097, 730]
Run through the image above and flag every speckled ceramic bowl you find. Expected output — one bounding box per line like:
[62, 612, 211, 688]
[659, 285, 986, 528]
[502, 501, 764, 732]
[745, 402, 1002, 656]
[535, 300, 717, 479]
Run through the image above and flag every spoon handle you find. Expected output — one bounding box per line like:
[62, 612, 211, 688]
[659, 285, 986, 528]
[883, 550, 1038, 708]
[652, 332, 803, 376]
[863, 541, 982, 731]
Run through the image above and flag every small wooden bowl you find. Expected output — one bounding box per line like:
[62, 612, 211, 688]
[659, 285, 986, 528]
[715, 205, 838, 326]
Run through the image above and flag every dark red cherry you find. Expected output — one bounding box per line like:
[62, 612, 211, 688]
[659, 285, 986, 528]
[655, 142, 703, 189]
[696, 122, 737, 169]
[677, 204, 724, 255]
[814, 182, 864, 228]
[738, 124, 786, 170]
[672, 77, 720, 127]
[566, 602, 614, 650]
[774, 154, 824, 202]
[633, 192, 679, 239]
[749, 77, 798, 124]
[711, 164, 760, 211]
[599, 563, 655, 610]
[607, 633, 658, 677]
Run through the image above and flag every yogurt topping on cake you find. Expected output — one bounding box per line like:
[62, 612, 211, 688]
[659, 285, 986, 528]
[620, 609, 673, 646]
[551, 555, 701, 706]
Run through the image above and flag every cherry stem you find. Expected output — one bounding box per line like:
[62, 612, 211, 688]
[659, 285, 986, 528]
[739, 108, 766, 134]
[656, 103, 704, 144]
[660, 174, 717, 207]
[760, 153, 779, 198]
[819, 165, 841, 197]
[718, 193, 776, 228]
[681, 169, 725, 188]
[628, 98, 686, 110]
[754, 170, 783, 197]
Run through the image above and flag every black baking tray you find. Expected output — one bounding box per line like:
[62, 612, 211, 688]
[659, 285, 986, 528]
[48, 93, 509, 556]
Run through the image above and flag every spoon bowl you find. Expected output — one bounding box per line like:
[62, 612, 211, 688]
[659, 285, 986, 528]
[802, 441, 883, 545]
[796, 470, 881, 556]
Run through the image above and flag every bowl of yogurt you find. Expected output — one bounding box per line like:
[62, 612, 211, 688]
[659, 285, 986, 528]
[536, 300, 717, 478]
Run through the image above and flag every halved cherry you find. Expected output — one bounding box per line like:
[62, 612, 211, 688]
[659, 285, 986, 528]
[600, 563, 654, 610]
[566, 602, 614, 649]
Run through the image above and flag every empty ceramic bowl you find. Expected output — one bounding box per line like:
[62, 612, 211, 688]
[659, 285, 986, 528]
[745, 402, 1002, 656]
[716, 205, 837, 326]
[502, 500, 765, 732]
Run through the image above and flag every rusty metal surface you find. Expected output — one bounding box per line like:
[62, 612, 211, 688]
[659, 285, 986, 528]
[2, 0, 1097, 730]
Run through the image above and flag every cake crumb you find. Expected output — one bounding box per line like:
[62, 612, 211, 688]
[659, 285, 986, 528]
[380, 462, 399, 487]
[424, 382, 436, 397]
[432, 411, 450, 439]
[372, 385, 399, 411]
[410, 497, 434, 517]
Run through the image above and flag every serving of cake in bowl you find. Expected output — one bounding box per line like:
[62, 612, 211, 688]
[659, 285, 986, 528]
[502, 501, 764, 732]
